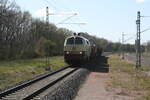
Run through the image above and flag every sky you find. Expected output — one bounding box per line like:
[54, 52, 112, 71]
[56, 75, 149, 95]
[15, 0, 150, 44]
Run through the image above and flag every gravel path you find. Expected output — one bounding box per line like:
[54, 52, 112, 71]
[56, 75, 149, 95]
[74, 56, 138, 100]
[74, 72, 112, 100]
[74, 72, 137, 100]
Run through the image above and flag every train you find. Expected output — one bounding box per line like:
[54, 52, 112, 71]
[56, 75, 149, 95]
[64, 33, 102, 64]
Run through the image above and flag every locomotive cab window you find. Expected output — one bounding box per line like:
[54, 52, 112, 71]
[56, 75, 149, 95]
[66, 37, 74, 45]
[75, 37, 83, 45]
[86, 40, 89, 45]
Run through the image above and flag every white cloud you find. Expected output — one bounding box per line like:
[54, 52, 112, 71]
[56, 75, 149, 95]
[136, 0, 146, 3]
[34, 8, 54, 17]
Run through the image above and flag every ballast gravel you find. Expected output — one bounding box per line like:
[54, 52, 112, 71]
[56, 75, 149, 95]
[37, 68, 90, 100]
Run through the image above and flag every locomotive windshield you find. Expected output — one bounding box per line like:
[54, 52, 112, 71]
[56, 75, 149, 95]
[66, 37, 74, 44]
[75, 37, 83, 44]
[66, 37, 83, 45]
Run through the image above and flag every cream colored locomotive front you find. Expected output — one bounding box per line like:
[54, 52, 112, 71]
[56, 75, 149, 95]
[64, 36, 91, 63]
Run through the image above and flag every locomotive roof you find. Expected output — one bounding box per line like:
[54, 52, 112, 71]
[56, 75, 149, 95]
[66, 35, 89, 41]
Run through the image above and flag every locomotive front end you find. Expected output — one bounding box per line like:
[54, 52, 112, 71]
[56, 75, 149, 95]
[64, 36, 91, 64]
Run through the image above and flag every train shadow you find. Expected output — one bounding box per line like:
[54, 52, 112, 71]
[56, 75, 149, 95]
[71, 56, 109, 73]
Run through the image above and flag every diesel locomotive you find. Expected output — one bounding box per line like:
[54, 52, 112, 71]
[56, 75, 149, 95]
[64, 33, 102, 64]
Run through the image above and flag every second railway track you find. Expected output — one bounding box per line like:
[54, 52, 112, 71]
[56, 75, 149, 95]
[0, 66, 79, 100]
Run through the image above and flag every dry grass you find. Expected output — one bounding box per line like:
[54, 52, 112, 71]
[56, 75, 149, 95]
[0, 56, 67, 90]
[108, 55, 150, 100]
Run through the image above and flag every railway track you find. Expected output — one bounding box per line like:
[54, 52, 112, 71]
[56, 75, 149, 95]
[0, 66, 78, 100]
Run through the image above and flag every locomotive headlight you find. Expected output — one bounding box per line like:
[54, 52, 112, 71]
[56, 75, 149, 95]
[66, 51, 70, 54]
[79, 52, 82, 54]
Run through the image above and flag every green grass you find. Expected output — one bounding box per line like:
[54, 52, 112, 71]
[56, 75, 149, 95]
[0, 56, 67, 90]
[109, 55, 150, 100]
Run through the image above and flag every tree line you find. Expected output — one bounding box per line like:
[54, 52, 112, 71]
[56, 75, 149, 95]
[0, 0, 145, 60]
[80, 32, 139, 53]
[0, 0, 73, 60]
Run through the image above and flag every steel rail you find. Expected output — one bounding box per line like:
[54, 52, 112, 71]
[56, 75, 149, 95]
[23, 68, 78, 100]
[0, 66, 70, 99]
